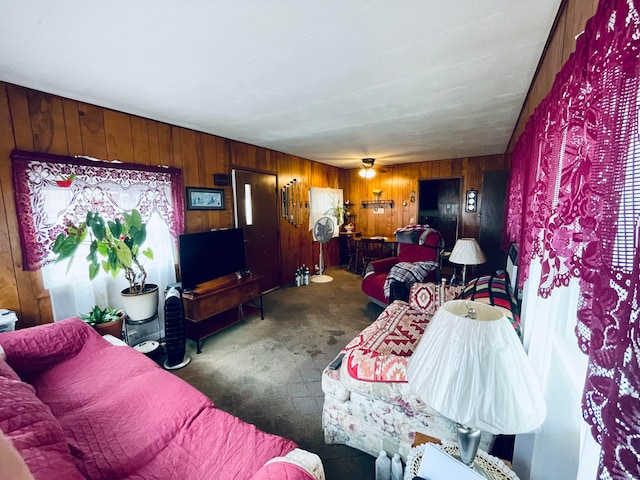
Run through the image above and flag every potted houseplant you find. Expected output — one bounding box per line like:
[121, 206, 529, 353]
[324, 194, 346, 228]
[52, 209, 159, 321]
[79, 305, 125, 338]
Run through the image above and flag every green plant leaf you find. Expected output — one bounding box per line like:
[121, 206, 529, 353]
[125, 209, 143, 230]
[88, 261, 100, 280]
[115, 240, 133, 267]
[52, 233, 65, 253]
[96, 241, 109, 256]
[54, 235, 81, 262]
[52, 209, 151, 291]
[133, 223, 147, 246]
[87, 211, 106, 240]
[124, 235, 134, 250]
[107, 249, 118, 270]
[101, 259, 111, 273]
[108, 219, 123, 239]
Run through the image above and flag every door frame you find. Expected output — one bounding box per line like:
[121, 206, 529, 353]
[231, 167, 281, 292]
[417, 176, 463, 244]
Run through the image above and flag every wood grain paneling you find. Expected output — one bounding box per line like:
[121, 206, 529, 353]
[0, 84, 21, 322]
[62, 99, 83, 154]
[0, 0, 596, 326]
[2, 85, 50, 328]
[0, 81, 347, 325]
[104, 110, 134, 161]
[343, 155, 507, 241]
[78, 103, 108, 159]
[6, 84, 35, 151]
[562, 0, 601, 63]
[508, 0, 599, 152]
[26, 90, 67, 154]
[131, 117, 150, 165]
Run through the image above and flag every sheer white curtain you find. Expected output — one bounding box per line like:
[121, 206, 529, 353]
[10, 151, 183, 332]
[512, 260, 599, 480]
[43, 213, 176, 326]
[308, 187, 343, 238]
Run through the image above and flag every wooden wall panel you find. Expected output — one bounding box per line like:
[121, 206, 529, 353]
[6, 84, 34, 151]
[0, 0, 596, 327]
[62, 99, 83, 154]
[0, 80, 353, 324]
[155, 122, 174, 167]
[507, 0, 599, 152]
[0, 84, 20, 323]
[131, 117, 151, 165]
[562, 0, 601, 63]
[528, 7, 566, 118]
[26, 90, 68, 155]
[2, 85, 50, 328]
[344, 155, 508, 241]
[104, 110, 134, 161]
[78, 103, 108, 159]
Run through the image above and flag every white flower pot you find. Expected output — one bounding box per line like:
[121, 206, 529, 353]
[120, 284, 159, 321]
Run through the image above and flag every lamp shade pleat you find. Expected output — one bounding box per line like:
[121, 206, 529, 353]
[407, 300, 546, 435]
[448, 238, 486, 265]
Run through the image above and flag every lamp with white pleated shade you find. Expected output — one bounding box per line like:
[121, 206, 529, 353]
[407, 300, 546, 476]
[449, 238, 486, 285]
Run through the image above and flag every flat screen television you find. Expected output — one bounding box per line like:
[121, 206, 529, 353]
[178, 228, 247, 290]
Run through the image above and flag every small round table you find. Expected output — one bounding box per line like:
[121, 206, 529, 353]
[404, 442, 520, 480]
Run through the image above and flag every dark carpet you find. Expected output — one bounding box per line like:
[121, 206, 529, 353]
[172, 267, 383, 480]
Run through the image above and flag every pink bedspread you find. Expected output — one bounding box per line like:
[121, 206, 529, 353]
[0, 319, 314, 480]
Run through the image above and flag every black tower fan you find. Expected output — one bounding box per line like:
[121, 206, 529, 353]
[163, 286, 191, 370]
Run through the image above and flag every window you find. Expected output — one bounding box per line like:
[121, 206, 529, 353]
[10, 150, 184, 323]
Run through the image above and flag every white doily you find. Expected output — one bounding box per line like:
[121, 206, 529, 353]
[404, 441, 519, 480]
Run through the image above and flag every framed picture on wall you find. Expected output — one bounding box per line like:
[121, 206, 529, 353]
[186, 187, 225, 210]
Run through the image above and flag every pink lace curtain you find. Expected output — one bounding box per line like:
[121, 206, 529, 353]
[11, 150, 185, 271]
[503, 0, 639, 477]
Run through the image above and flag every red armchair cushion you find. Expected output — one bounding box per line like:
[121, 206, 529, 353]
[362, 231, 443, 305]
[398, 243, 436, 263]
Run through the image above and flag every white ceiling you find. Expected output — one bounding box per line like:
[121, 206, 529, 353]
[0, 0, 560, 169]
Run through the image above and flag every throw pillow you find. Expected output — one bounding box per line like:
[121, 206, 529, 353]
[455, 271, 521, 336]
[409, 281, 464, 315]
[408, 282, 438, 315]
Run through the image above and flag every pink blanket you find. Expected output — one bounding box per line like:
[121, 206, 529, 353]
[0, 319, 315, 480]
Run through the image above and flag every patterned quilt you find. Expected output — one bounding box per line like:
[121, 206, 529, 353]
[344, 301, 431, 382]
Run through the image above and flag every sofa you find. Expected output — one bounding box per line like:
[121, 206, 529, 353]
[0, 318, 324, 480]
[361, 227, 443, 307]
[324, 273, 521, 461]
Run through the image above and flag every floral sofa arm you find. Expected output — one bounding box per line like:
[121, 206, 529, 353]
[0, 318, 103, 377]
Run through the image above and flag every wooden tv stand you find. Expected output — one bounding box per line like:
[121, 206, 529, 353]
[182, 274, 264, 353]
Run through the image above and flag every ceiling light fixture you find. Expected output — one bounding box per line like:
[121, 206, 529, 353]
[359, 158, 376, 178]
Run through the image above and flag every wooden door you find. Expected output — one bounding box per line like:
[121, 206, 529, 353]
[232, 170, 280, 293]
[419, 178, 460, 250]
[478, 170, 509, 276]
[436, 178, 460, 250]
